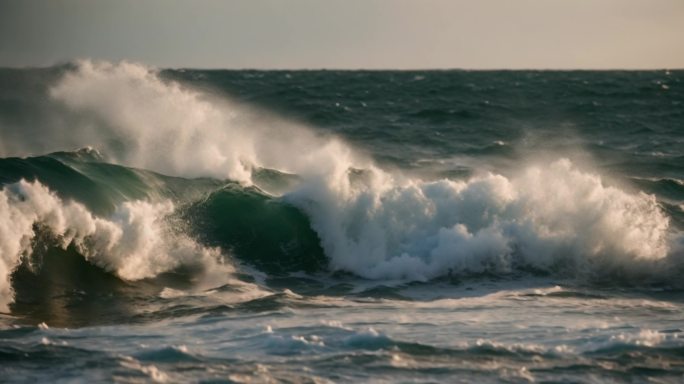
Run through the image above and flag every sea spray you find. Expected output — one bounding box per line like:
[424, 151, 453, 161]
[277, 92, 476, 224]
[48, 60, 370, 184]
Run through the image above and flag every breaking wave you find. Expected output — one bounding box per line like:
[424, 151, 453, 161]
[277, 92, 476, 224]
[0, 178, 224, 312]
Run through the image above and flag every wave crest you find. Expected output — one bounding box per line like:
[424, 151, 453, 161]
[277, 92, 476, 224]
[0, 179, 221, 311]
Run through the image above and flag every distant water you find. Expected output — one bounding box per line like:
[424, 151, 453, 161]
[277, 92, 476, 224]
[1, 61, 683, 382]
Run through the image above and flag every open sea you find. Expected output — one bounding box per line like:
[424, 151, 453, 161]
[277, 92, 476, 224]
[1, 61, 683, 383]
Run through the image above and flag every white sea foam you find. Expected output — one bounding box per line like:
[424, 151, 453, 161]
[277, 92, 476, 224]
[0, 179, 222, 311]
[609, 329, 667, 347]
[286, 159, 671, 280]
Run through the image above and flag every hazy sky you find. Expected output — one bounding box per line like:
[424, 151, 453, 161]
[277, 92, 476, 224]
[1, 0, 683, 69]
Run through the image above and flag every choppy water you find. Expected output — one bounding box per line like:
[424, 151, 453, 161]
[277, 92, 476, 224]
[0, 62, 683, 382]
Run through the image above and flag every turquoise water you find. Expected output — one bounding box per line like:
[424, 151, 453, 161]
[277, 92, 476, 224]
[0, 62, 683, 382]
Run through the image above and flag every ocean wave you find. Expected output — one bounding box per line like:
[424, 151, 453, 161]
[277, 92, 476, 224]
[1, 61, 682, 300]
[4, 156, 678, 313]
[0, 179, 225, 312]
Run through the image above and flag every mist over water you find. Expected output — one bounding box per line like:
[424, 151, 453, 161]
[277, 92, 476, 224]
[1, 61, 683, 382]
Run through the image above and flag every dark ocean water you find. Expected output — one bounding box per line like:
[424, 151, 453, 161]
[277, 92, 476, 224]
[0, 62, 683, 382]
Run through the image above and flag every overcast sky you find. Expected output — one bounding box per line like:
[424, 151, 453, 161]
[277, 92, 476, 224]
[1, 0, 683, 69]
